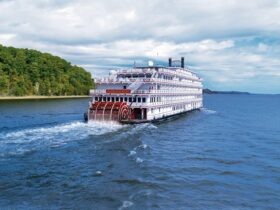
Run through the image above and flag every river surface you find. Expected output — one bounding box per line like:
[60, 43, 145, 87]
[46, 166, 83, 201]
[0, 94, 280, 210]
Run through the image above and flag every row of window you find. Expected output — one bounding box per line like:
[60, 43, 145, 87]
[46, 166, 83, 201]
[151, 103, 200, 114]
[172, 104, 186, 111]
[94, 95, 201, 104]
[151, 107, 161, 113]
[152, 85, 201, 91]
[150, 96, 198, 102]
[150, 96, 162, 102]
[94, 96, 146, 103]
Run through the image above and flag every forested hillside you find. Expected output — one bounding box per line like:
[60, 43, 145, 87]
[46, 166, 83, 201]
[0, 44, 93, 96]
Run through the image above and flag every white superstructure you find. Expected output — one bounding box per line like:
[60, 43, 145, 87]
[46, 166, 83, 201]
[85, 57, 203, 123]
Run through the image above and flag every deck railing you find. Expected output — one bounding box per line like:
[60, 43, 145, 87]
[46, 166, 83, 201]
[90, 89, 202, 95]
[95, 78, 202, 88]
[116, 68, 202, 82]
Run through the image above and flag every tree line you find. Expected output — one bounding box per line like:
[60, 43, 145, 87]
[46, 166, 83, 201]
[0, 44, 93, 96]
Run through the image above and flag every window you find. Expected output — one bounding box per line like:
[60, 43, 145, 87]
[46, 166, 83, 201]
[124, 97, 127, 102]
[120, 97, 123, 102]
[107, 97, 110, 101]
[138, 97, 141, 103]
[123, 86, 126, 89]
[142, 98, 146, 103]
[133, 97, 136, 102]
[95, 97, 98, 101]
[112, 97, 115, 102]
[116, 97, 119, 102]
[99, 97, 102, 101]
[103, 97, 106, 101]
[129, 97, 132, 102]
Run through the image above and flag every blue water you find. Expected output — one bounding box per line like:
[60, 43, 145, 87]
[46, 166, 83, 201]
[0, 95, 279, 209]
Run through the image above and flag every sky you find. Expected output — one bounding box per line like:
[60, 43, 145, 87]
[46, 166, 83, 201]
[0, 0, 280, 93]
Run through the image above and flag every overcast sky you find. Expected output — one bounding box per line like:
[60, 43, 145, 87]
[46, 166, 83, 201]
[1, 0, 280, 93]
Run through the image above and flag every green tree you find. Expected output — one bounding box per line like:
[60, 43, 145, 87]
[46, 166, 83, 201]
[0, 44, 94, 96]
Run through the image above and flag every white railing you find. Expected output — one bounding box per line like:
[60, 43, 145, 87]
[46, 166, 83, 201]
[90, 89, 202, 95]
[154, 78, 202, 88]
[133, 90, 202, 95]
[116, 68, 202, 82]
[158, 68, 202, 82]
[95, 78, 202, 88]
[117, 68, 157, 75]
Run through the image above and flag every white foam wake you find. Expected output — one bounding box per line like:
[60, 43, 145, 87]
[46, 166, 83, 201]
[0, 121, 125, 157]
[0, 121, 158, 157]
[201, 108, 217, 114]
[121, 123, 157, 136]
[118, 201, 134, 210]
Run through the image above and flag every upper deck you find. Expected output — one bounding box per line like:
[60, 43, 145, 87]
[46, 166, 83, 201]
[116, 66, 201, 81]
[95, 66, 202, 85]
[92, 57, 203, 96]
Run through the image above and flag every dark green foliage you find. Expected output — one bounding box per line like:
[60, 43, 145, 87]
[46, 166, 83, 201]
[0, 44, 93, 96]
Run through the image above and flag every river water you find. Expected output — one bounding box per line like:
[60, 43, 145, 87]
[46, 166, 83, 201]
[0, 94, 279, 209]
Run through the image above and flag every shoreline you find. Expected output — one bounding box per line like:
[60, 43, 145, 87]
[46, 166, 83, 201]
[0, 95, 91, 100]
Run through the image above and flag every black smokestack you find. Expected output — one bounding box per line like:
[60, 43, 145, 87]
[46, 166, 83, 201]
[168, 58, 172, 67]
[181, 57, 184, 68]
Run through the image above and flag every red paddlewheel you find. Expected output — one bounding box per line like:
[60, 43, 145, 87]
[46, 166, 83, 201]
[119, 104, 129, 121]
[88, 101, 131, 122]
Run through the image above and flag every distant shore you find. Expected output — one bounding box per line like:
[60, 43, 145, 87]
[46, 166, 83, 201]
[0, 95, 91, 100]
[203, 89, 250, 95]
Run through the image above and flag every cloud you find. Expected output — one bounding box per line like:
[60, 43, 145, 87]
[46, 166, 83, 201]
[0, 33, 16, 44]
[257, 43, 269, 52]
[0, 0, 280, 93]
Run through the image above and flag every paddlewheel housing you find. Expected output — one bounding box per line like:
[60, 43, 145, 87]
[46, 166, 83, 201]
[88, 101, 130, 122]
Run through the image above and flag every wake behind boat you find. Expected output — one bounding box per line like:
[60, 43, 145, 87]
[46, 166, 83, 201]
[85, 57, 203, 124]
